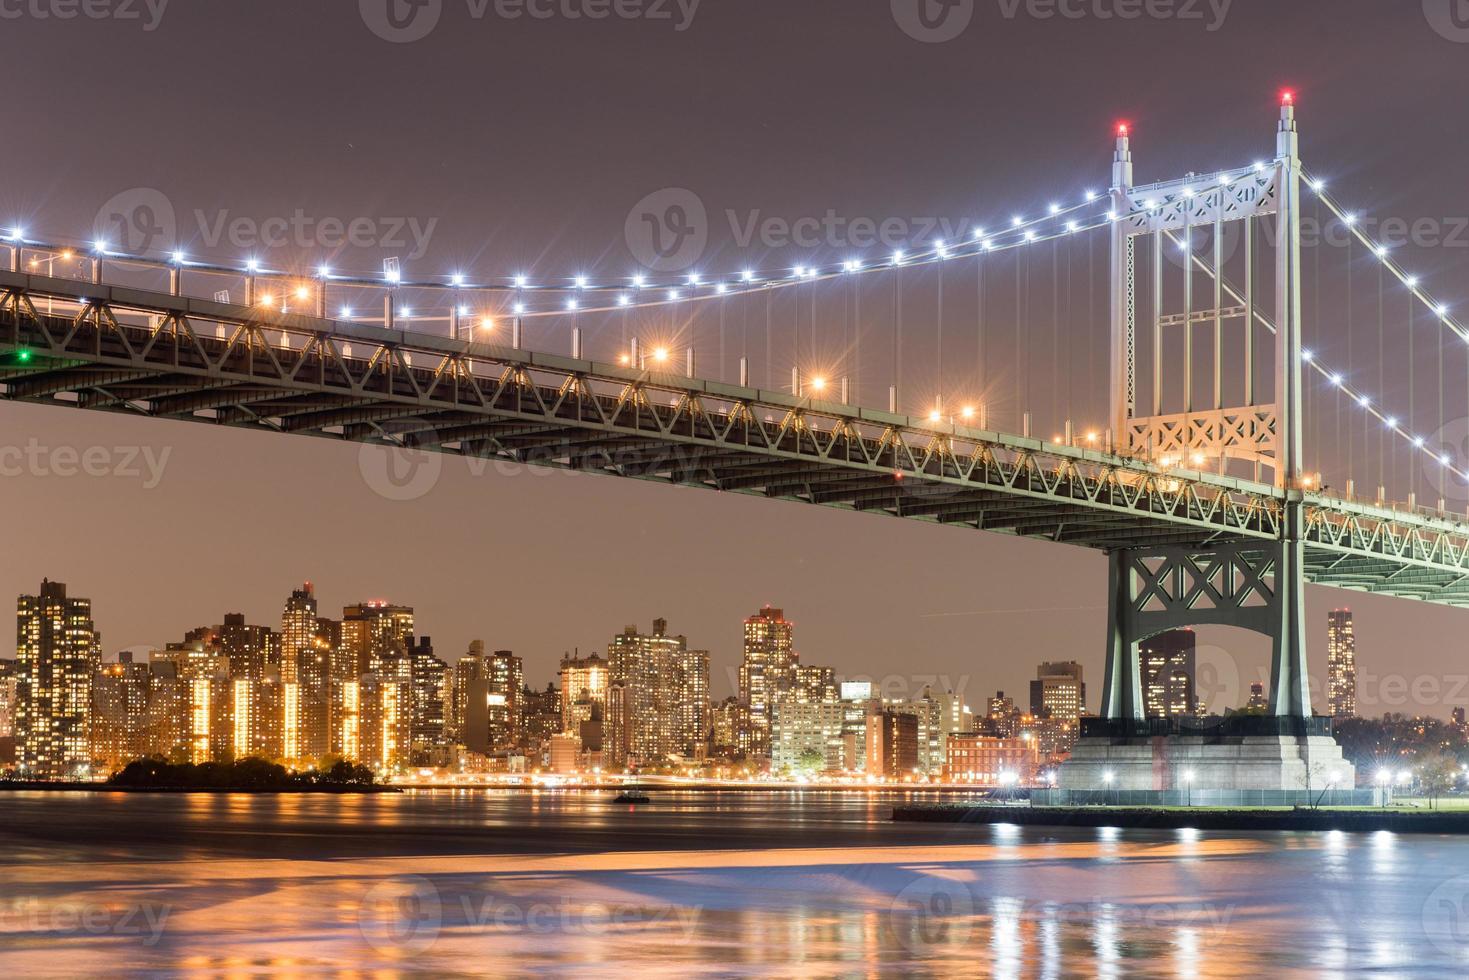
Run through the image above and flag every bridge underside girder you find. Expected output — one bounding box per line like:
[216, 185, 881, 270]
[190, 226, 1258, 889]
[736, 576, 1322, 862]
[4, 273, 1469, 605]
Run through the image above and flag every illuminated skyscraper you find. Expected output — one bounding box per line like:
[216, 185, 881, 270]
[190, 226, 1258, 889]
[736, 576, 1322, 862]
[520, 683, 561, 758]
[280, 584, 318, 686]
[451, 641, 521, 756]
[1245, 681, 1269, 712]
[987, 691, 1019, 737]
[1327, 609, 1357, 718]
[792, 663, 837, 704]
[606, 619, 710, 768]
[342, 601, 415, 678]
[16, 580, 101, 779]
[865, 710, 919, 778]
[739, 606, 796, 756]
[0, 659, 17, 764]
[89, 655, 153, 772]
[408, 636, 447, 764]
[1141, 629, 1196, 719]
[215, 613, 277, 681]
[559, 651, 608, 732]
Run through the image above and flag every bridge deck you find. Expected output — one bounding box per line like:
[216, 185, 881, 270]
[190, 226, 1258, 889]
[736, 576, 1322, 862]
[3, 270, 1469, 605]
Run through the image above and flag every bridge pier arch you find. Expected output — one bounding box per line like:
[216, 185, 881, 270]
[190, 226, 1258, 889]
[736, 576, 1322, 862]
[1099, 538, 1311, 722]
[1075, 530, 1351, 798]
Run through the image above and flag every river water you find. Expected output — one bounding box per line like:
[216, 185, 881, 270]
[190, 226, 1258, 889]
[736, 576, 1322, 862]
[1, 789, 1466, 977]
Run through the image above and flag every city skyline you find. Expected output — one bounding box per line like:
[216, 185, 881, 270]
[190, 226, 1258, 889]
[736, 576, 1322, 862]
[4, 3, 1468, 734]
[0, 568, 1395, 714]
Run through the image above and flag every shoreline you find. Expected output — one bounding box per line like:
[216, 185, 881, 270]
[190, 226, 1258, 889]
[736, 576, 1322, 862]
[893, 803, 1469, 834]
[0, 781, 398, 794]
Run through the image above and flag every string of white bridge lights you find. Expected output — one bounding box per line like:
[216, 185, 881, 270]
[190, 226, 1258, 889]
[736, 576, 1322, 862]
[13, 160, 1457, 486]
[1291, 167, 1469, 484]
[3, 161, 1268, 322]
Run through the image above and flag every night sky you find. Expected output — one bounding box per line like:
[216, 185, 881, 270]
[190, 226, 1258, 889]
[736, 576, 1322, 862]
[3, 1, 1468, 715]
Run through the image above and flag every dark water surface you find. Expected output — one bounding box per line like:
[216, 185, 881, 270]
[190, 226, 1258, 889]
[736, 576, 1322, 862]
[1, 789, 1466, 977]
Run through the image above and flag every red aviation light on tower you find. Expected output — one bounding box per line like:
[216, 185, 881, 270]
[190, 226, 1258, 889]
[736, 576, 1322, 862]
[1280, 89, 1295, 107]
[1116, 121, 1130, 138]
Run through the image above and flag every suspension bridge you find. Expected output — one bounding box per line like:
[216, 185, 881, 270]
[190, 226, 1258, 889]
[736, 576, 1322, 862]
[3, 96, 1466, 759]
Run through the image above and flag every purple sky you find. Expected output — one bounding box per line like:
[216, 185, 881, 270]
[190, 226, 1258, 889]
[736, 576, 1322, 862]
[3, 1, 1468, 715]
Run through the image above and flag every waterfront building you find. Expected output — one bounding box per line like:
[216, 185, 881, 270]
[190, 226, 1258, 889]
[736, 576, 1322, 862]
[559, 651, 608, 732]
[16, 579, 101, 779]
[0, 658, 16, 765]
[864, 709, 919, 779]
[408, 636, 447, 764]
[520, 682, 562, 758]
[771, 699, 846, 773]
[451, 642, 522, 756]
[89, 655, 153, 772]
[606, 619, 710, 767]
[739, 606, 797, 756]
[943, 733, 1041, 785]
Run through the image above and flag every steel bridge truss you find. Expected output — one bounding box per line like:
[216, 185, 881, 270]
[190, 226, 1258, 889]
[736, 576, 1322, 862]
[3, 270, 1469, 606]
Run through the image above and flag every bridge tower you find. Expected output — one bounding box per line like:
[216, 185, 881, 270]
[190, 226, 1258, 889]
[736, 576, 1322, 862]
[1100, 97, 1314, 725]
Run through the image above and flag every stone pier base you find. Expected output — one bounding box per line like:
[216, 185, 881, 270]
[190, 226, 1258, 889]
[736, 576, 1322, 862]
[1058, 717, 1355, 793]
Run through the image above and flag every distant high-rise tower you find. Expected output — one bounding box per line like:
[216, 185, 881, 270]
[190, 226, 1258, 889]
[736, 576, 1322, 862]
[341, 601, 416, 679]
[279, 583, 335, 762]
[407, 637, 447, 764]
[1029, 662, 1086, 723]
[1141, 630, 1196, 719]
[452, 641, 522, 756]
[17, 579, 101, 779]
[558, 651, 608, 734]
[739, 606, 797, 756]
[1327, 609, 1357, 718]
[606, 619, 709, 768]
[1245, 682, 1269, 713]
